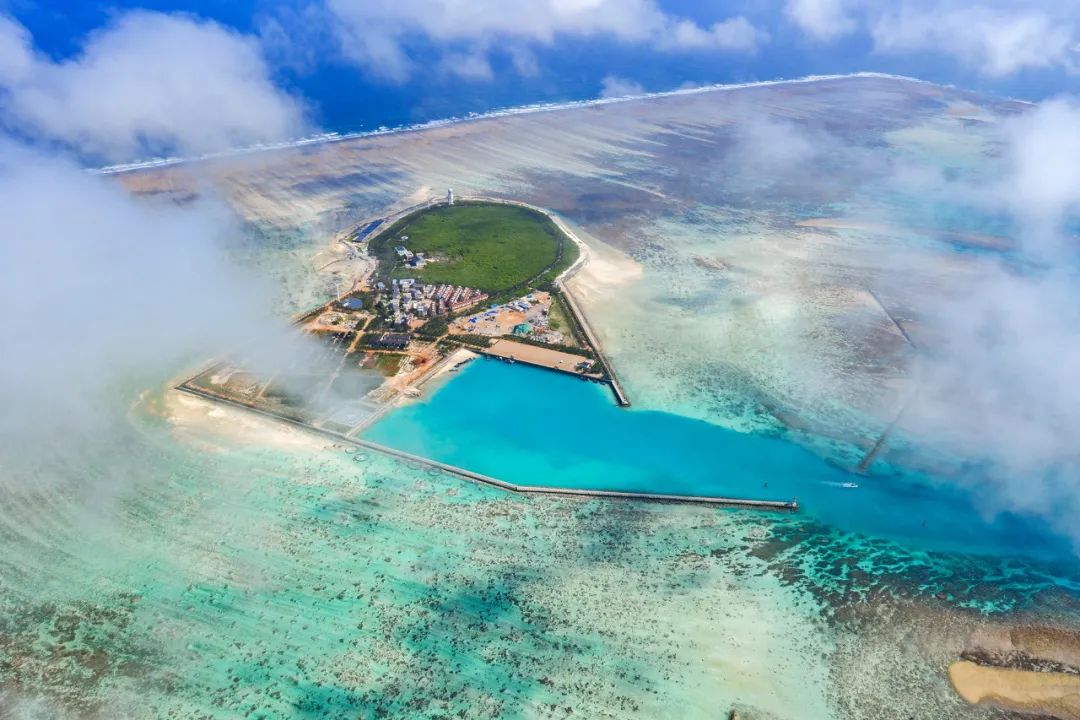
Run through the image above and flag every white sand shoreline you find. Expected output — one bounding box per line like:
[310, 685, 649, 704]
[161, 388, 330, 452]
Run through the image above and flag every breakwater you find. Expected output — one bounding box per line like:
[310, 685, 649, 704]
[175, 383, 796, 511]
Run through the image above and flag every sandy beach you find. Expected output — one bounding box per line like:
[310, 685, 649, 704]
[162, 387, 330, 452]
[564, 234, 643, 303]
[422, 347, 478, 386]
[949, 661, 1080, 719]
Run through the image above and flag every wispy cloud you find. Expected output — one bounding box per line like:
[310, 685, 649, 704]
[0, 12, 316, 519]
[321, 0, 765, 83]
[872, 3, 1078, 77]
[599, 75, 645, 98]
[654, 16, 765, 52]
[784, 0, 858, 42]
[900, 96, 1080, 541]
[0, 12, 306, 162]
[782, 0, 1079, 79]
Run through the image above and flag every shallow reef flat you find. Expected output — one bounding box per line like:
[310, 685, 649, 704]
[3, 392, 837, 718]
[4, 388, 1063, 719]
[6, 387, 1078, 718]
[3, 76, 1067, 718]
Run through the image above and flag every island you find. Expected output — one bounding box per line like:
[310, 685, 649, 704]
[178, 191, 793, 510]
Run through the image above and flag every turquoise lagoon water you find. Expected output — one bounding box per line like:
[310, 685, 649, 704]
[366, 358, 1075, 564]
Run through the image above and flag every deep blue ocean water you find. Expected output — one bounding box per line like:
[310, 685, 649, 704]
[9, 0, 1068, 142]
[365, 358, 1076, 565]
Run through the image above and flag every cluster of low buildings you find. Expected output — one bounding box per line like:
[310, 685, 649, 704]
[393, 243, 426, 269]
[368, 332, 410, 350]
[374, 277, 487, 328]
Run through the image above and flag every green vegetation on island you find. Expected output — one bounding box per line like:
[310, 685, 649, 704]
[547, 292, 587, 347]
[355, 198, 607, 381]
[371, 201, 574, 294]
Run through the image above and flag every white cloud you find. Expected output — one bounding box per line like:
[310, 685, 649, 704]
[1000, 96, 1080, 253]
[0, 11, 325, 514]
[901, 97, 1080, 542]
[730, 116, 821, 175]
[0, 15, 33, 83]
[599, 75, 645, 98]
[440, 50, 496, 81]
[506, 45, 540, 77]
[0, 141, 307, 501]
[872, 4, 1078, 77]
[0, 12, 306, 162]
[784, 0, 858, 41]
[656, 16, 765, 52]
[324, 0, 765, 82]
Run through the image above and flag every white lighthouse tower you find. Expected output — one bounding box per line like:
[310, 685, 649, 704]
[446, 188, 455, 206]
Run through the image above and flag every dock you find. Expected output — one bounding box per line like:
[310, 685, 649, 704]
[175, 383, 797, 512]
[480, 339, 603, 378]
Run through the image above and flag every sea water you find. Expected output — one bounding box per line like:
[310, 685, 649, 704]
[365, 358, 1077, 565]
[0, 389, 842, 718]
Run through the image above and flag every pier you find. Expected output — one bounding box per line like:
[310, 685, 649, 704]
[175, 383, 797, 512]
[855, 287, 920, 472]
[866, 286, 916, 349]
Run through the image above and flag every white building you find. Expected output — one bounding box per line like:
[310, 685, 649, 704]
[447, 188, 454, 206]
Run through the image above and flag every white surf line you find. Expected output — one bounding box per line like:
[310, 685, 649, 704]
[94, 72, 940, 176]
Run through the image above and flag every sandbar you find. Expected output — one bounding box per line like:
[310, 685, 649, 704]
[949, 661, 1080, 719]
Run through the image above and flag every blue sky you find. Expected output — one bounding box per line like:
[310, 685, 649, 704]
[2, 0, 1078, 148]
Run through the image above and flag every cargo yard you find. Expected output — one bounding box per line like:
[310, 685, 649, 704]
[450, 290, 577, 347]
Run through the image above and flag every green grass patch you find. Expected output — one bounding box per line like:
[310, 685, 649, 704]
[372, 202, 564, 293]
[358, 352, 406, 376]
[414, 315, 449, 339]
[552, 291, 591, 347]
[373, 353, 406, 376]
[445, 333, 493, 349]
[546, 292, 579, 346]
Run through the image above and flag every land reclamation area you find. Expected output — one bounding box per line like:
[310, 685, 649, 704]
[342, 198, 607, 383]
[179, 197, 671, 502]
